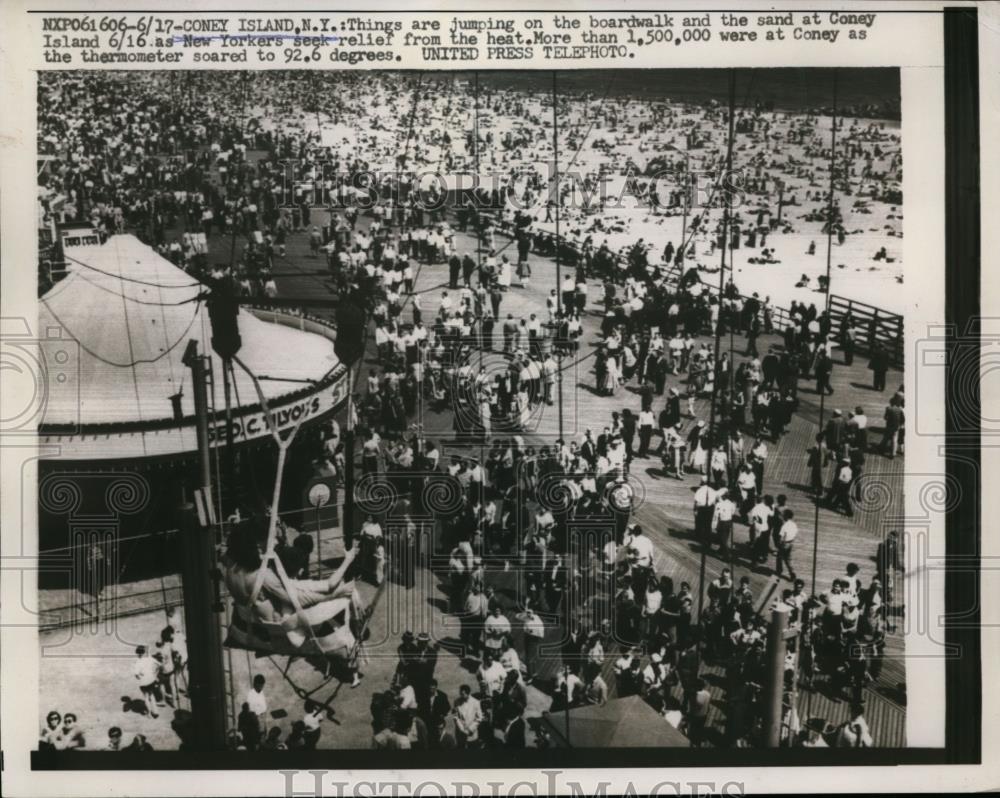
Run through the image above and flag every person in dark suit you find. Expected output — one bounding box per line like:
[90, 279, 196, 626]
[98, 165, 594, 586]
[746, 314, 761, 357]
[815, 350, 834, 395]
[639, 379, 655, 413]
[503, 705, 526, 748]
[881, 399, 904, 458]
[761, 348, 780, 389]
[823, 409, 847, 462]
[544, 554, 568, 618]
[411, 633, 439, 715]
[666, 389, 681, 426]
[462, 254, 477, 287]
[561, 620, 587, 674]
[868, 342, 890, 392]
[621, 409, 637, 464]
[580, 431, 597, 469]
[596, 429, 610, 459]
[426, 679, 452, 747]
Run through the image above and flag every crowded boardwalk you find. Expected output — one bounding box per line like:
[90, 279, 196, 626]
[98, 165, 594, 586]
[36, 70, 905, 754]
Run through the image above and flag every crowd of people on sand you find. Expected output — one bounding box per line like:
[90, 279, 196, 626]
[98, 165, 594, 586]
[38, 71, 902, 305]
[38, 71, 904, 751]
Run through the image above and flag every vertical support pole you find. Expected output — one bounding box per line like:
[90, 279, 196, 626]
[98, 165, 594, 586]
[698, 69, 736, 654]
[763, 604, 790, 748]
[222, 358, 236, 515]
[564, 665, 571, 747]
[343, 368, 356, 550]
[186, 342, 212, 496]
[811, 71, 838, 597]
[680, 151, 689, 267]
[315, 504, 322, 575]
[181, 340, 228, 750]
[552, 71, 564, 441]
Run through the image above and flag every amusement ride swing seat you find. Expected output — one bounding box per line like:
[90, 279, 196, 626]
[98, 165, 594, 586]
[223, 541, 361, 663]
[220, 354, 365, 671]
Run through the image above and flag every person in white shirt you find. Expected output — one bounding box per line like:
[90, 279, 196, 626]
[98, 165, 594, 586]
[775, 509, 798, 580]
[662, 423, 685, 479]
[483, 607, 511, 659]
[499, 641, 522, 676]
[132, 646, 162, 718]
[709, 446, 728, 489]
[246, 674, 268, 727]
[397, 677, 419, 712]
[828, 458, 854, 516]
[713, 489, 736, 555]
[749, 497, 774, 562]
[637, 409, 656, 456]
[736, 464, 758, 519]
[453, 685, 483, 747]
[614, 648, 637, 678]
[836, 704, 874, 747]
[693, 477, 717, 542]
[516, 607, 545, 682]
[642, 652, 669, 695]
[554, 667, 583, 707]
[821, 579, 846, 620]
[626, 525, 654, 571]
[583, 664, 609, 706]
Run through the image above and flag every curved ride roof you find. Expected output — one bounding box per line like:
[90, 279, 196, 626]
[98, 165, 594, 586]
[40, 235, 339, 428]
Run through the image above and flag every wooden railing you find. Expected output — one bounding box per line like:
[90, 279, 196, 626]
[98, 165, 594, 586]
[828, 294, 904, 366]
[489, 214, 905, 358]
[491, 215, 799, 332]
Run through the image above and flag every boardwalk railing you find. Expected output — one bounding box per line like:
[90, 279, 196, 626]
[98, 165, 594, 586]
[490, 214, 905, 352]
[828, 294, 904, 366]
[492, 215, 801, 331]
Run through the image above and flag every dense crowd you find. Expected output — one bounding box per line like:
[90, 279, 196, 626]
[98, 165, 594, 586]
[38, 70, 904, 751]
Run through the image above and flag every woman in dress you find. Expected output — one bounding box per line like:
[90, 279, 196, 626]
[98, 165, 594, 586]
[497, 251, 511, 291]
[687, 421, 708, 475]
[603, 353, 621, 396]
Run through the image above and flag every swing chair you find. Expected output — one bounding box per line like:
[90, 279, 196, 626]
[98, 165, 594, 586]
[219, 355, 366, 676]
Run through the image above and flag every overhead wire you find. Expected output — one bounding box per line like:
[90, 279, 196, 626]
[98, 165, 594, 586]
[41, 294, 203, 369]
[60, 248, 202, 289]
[47, 266, 203, 307]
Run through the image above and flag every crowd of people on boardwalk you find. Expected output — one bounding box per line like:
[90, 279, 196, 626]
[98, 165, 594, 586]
[38, 71, 903, 752]
[40, 607, 187, 752]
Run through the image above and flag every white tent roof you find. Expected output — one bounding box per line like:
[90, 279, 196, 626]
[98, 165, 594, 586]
[40, 235, 339, 428]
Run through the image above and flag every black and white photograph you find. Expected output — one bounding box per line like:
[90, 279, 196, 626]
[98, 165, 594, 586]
[33, 66, 908, 754]
[0, 1, 994, 794]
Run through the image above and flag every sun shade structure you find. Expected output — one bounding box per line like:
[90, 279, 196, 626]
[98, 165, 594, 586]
[541, 695, 690, 748]
[39, 235, 345, 460]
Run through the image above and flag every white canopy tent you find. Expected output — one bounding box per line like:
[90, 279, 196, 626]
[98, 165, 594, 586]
[39, 235, 341, 458]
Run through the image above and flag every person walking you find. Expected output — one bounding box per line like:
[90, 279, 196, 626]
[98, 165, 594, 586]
[774, 509, 798, 581]
[881, 398, 905, 459]
[693, 477, 716, 545]
[815, 349, 834, 395]
[637, 407, 655, 457]
[713, 489, 736, 556]
[516, 606, 545, 684]
[132, 646, 162, 719]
